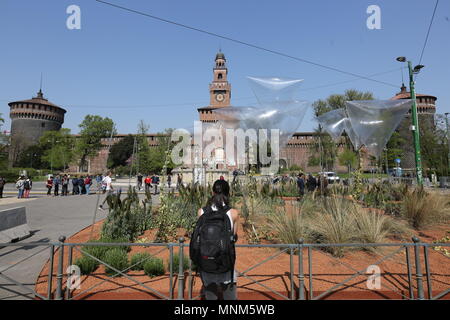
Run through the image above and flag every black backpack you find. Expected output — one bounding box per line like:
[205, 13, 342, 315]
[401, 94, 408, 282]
[190, 205, 236, 276]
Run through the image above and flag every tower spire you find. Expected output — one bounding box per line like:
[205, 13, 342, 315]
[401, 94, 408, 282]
[37, 73, 44, 98]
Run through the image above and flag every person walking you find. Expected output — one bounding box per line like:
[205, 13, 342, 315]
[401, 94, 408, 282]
[46, 176, 53, 196]
[296, 173, 305, 197]
[54, 175, 61, 196]
[99, 171, 114, 210]
[151, 173, 160, 195]
[177, 173, 183, 190]
[84, 175, 92, 195]
[190, 179, 238, 300]
[16, 176, 26, 198]
[137, 173, 143, 191]
[0, 176, 5, 198]
[23, 177, 32, 198]
[144, 175, 151, 193]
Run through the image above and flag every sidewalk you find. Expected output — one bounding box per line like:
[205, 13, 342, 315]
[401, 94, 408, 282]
[0, 196, 37, 206]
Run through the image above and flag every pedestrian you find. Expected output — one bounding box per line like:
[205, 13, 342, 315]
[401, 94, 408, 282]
[167, 173, 172, 189]
[137, 173, 143, 191]
[23, 176, 32, 198]
[79, 176, 86, 195]
[296, 173, 305, 197]
[151, 173, 160, 195]
[232, 169, 238, 184]
[219, 175, 225, 181]
[190, 179, 238, 300]
[99, 171, 113, 210]
[177, 173, 183, 190]
[72, 176, 79, 195]
[54, 175, 60, 196]
[46, 176, 53, 196]
[306, 174, 317, 192]
[84, 175, 92, 195]
[16, 176, 26, 198]
[0, 176, 5, 198]
[62, 175, 69, 196]
[144, 175, 151, 193]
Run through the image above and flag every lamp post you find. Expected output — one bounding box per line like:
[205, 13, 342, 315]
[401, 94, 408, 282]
[396, 57, 424, 185]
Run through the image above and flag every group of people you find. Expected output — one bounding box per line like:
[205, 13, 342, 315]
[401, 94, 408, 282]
[136, 173, 184, 194]
[45, 174, 94, 196]
[15, 176, 33, 198]
[296, 173, 329, 196]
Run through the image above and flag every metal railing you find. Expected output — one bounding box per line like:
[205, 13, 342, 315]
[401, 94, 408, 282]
[0, 237, 448, 300]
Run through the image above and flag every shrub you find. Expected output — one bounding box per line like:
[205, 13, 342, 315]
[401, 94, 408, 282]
[401, 187, 450, 229]
[143, 257, 165, 277]
[130, 252, 153, 271]
[74, 255, 99, 275]
[171, 250, 190, 273]
[352, 208, 408, 247]
[103, 248, 129, 277]
[267, 205, 309, 246]
[307, 196, 357, 257]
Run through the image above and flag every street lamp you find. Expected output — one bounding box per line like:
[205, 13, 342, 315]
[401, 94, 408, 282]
[396, 56, 424, 185]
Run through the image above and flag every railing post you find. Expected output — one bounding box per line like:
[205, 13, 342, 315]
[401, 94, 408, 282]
[178, 237, 185, 300]
[412, 237, 425, 300]
[55, 236, 66, 300]
[47, 245, 55, 300]
[298, 238, 305, 300]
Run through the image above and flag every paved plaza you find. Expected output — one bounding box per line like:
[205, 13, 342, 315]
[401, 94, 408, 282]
[0, 180, 159, 300]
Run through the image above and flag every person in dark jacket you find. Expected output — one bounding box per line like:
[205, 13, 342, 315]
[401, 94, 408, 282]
[0, 176, 5, 198]
[296, 173, 305, 196]
[78, 176, 86, 195]
[72, 177, 79, 195]
[306, 174, 317, 192]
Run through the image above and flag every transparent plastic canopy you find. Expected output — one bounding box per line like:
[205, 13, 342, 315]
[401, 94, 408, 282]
[345, 99, 412, 158]
[247, 76, 304, 108]
[317, 108, 347, 141]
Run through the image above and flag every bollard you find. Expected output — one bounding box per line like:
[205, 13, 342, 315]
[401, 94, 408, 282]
[177, 237, 185, 300]
[55, 235, 66, 300]
[412, 237, 425, 300]
[298, 238, 305, 300]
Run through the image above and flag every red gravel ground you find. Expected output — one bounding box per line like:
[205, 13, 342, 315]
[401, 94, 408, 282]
[35, 212, 449, 300]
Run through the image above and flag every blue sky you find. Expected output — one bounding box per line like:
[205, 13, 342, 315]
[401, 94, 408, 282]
[1, 0, 449, 134]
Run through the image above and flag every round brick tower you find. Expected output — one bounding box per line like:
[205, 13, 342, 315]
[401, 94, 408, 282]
[8, 89, 66, 164]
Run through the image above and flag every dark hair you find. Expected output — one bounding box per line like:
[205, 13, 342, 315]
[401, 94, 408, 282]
[207, 179, 230, 210]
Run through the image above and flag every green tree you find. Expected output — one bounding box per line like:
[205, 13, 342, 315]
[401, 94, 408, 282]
[76, 115, 116, 171]
[385, 131, 406, 171]
[39, 129, 76, 171]
[0, 113, 8, 168]
[338, 148, 358, 173]
[15, 144, 47, 169]
[420, 115, 449, 176]
[107, 135, 135, 169]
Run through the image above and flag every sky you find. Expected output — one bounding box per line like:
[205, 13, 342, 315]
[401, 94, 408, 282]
[1, 0, 449, 135]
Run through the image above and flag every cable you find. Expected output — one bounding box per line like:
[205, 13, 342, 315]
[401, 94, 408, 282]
[418, 0, 439, 66]
[94, 0, 399, 88]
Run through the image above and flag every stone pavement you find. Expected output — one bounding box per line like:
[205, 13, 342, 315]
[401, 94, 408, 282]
[0, 188, 159, 300]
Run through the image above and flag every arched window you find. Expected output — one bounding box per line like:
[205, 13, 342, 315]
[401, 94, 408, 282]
[218, 73, 223, 79]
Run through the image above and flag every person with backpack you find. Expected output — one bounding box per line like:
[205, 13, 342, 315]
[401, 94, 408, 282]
[16, 176, 26, 198]
[78, 176, 86, 195]
[151, 173, 160, 195]
[190, 179, 239, 300]
[23, 177, 32, 198]
[72, 176, 79, 195]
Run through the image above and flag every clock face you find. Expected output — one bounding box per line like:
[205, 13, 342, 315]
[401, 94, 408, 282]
[215, 93, 224, 102]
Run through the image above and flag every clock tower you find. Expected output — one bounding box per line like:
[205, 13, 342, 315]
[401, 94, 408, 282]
[198, 51, 232, 122]
[209, 51, 231, 108]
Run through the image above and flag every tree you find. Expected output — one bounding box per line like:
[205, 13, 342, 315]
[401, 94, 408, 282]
[39, 129, 75, 171]
[0, 113, 8, 168]
[75, 115, 116, 171]
[15, 144, 47, 169]
[385, 131, 406, 171]
[420, 114, 449, 176]
[338, 148, 358, 173]
[107, 134, 135, 169]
